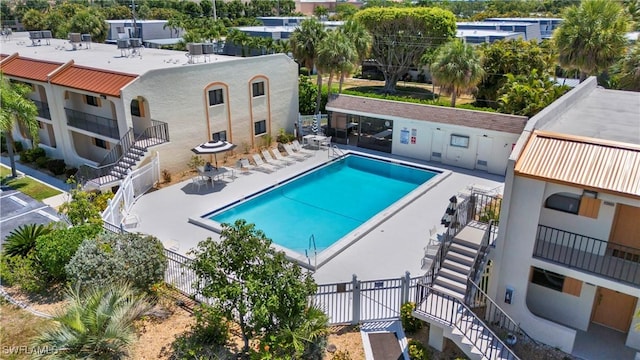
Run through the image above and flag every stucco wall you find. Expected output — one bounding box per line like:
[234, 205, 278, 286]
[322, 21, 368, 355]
[526, 282, 597, 331]
[390, 119, 517, 175]
[121, 53, 298, 174]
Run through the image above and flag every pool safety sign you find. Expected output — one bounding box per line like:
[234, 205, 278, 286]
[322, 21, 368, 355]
[401, 128, 417, 145]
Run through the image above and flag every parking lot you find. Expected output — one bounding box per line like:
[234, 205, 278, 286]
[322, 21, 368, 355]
[0, 187, 61, 241]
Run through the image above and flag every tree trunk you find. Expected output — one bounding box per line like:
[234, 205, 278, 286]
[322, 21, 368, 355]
[339, 73, 345, 93]
[382, 73, 399, 94]
[5, 132, 17, 178]
[579, 71, 587, 82]
[315, 73, 323, 115]
[327, 71, 334, 97]
[450, 87, 457, 107]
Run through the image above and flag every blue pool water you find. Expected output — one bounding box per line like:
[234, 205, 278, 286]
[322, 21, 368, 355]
[209, 155, 438, 254]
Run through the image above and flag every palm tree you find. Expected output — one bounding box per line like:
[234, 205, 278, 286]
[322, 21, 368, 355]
[618, 42, 640, 91]
[0, 75, 39, 178]
[317, 30, 357, 97]
[553, 0, 630, 82]
[32, 283, 151, 360]
[339, 19, 372, 92]
[3, 223, 53, 257]
[290, 18, 326, 114]
[430, 40, 485, 107]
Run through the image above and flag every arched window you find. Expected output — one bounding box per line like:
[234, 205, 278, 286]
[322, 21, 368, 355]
[545, 192, 581, 215]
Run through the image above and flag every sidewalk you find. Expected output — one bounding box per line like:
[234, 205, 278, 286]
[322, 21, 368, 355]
[1, 155, 71, 208]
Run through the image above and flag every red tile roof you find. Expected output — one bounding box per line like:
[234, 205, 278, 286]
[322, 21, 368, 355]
[326, 95, 528, 134]
[50, 65, 137, 97]
[0, 56, 62, 82]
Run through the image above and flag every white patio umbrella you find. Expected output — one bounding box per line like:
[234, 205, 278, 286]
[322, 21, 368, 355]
[191, 140, 237, 167]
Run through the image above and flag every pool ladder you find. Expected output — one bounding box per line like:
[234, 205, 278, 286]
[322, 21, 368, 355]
[305, 234, 317, 269]
[329, 144, 345, 158]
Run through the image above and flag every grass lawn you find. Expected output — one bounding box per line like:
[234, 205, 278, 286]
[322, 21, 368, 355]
[0, 303, 52, 360]
[0, 166, 61, 201]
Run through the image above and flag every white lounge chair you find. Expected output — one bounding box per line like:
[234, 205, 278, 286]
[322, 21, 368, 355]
[238, 158, 255, 174]
[261, 149, 287, 167]
[282, 143, 307, 161]
[319, 136, 332, 150]
[251, 154, 278, 173]
[270, 148, 296, 165]
[291, 141, 314, 157]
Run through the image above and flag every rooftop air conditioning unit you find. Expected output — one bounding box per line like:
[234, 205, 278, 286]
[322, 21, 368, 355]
[188, 43, 203, 55]
[202, 43, 215, 54]
[81, 34, 92, 42]
[129, 38, 142, 48]
[41, 30, 52, 39]
[117, 39, 130, 49]
[29, 31, 41, 39]
[68, 33, 81, 43]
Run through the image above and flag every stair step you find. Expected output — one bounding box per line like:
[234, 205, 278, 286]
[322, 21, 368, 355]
[431, 283, 465, 300]
[434, 276, 466, 295]
[452, 238, 482, 251]
[439, 267, 468, 284]
[128, 148, 145, 156]
[442, 259, 472, 276]
[449, 242, 479, 258]
[446, 250, 475, 267]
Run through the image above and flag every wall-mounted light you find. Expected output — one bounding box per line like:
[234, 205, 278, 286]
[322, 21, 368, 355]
[483, 134, 488, 137]
[436, 127, 441, 131]
[583, 190, 598, 199]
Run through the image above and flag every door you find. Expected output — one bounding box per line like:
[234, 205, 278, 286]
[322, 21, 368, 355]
[431, 130, 444, 163]
[592, 287, 637, 332]
[609, 204, 640, 260]
[476, 136, 493, 171]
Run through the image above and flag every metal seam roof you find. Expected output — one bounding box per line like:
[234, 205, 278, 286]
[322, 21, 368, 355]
[515, 130, 640, 199]
[49, 65, 138, 98]
[0, 56, 62, 82]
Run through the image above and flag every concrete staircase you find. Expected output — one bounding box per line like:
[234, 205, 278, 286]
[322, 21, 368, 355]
[432, 238, 480, 300]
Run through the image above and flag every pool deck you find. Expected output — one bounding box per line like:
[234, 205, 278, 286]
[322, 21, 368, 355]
[130, 146, 504, 283]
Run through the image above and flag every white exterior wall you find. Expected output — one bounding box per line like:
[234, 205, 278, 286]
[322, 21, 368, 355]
[390, 118, 518, 175]
[121, 54, 298, 174]
[526, 282, 597, 331]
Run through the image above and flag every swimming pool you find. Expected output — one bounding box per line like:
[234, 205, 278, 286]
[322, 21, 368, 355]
[199, 154, 441, 267]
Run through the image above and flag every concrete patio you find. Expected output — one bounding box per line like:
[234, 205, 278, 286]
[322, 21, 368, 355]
[129, 146, 504, 283]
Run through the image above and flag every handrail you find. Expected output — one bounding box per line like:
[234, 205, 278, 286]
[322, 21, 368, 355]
[306, 234, 317, 269]
[416, 284, 519, 360]
[330, 144, 345, 158]
[466, 220, 493, 286]
[535, 224, 639, 285]
[32, 99, 51, 119]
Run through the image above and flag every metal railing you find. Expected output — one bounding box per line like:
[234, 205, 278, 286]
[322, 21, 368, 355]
[534, 225, 640, 285]
[466, 220, 495, 286]
[32, 99, 51, 119]
[65, 108, 119, 139]
[416, 284, 519, 360]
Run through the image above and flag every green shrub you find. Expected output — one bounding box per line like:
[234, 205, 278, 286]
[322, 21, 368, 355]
[46, 159, 66, 175]
[408, 339, 429, 360]
[0, 252, 46, 293]
[170, 304, 230, 359]
[162, 169, 172, 183]
[401, 302, 423, 334]
[276, 128, 296, 144]
[92, 191, 114, 212]
[14, 141, 24, 153]
[187, 155, 205, 171]
[30, 147, 46, 160]
[3, 223, 53, 258]
[299, 67, 310, 76]
[35, 224, 102, 281]
[65, 231, 167, 293]
[35, 156, 49, 168]
[19, 150, 31, 162]
[65, 167, 78, 179]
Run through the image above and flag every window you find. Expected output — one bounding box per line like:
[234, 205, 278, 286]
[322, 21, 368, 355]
[530, 267, 582, 296]
[94, 138, 108, 149]
[212, 131, 227, 141]
[252, 81, 265, 97]
[545, 193, 581, 215]
[131, 99, 142, 117]
[450, 134, 469, 148]
[208, 89, 224, 106]
[254, 120, 267, 136]
[85, 95, 100, 107]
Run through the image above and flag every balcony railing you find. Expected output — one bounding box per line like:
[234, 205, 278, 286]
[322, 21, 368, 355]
[32, 99, 51, 119]
[65, 108, 119, 139]
[534, 225, 640, 286]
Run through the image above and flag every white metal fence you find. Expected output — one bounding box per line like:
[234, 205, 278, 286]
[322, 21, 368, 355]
[102, 154, 160, 226]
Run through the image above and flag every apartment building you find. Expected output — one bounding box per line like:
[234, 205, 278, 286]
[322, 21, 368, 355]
[490, 77, 640, 358]
[1, 31, 298, 189]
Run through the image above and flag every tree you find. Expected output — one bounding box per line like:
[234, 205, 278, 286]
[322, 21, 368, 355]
[21, 9, 46, 30]
[58, 182, 103, 227]
[317, 30, 357, 96]
[3, 223, 53, 258]
[497, 69, 570, 117]
[431, 39, 484, 107]
[188, 220, 317, 355]
[299, 75, 318, 115]
[65, 231, 167, 293]
[334, 3, 359, 20]
[355, 7, 457, 93]
[339, 19, 372, 93]
[617, 42, 640, 91]
[476, 39, 551, 108]
[32, 283, 151, 359]
[554, 0, 630, 81]
[68, 8, 109, 43]
[0, 75, 39, 178]
[313, 5, 329, 19]
[290, 18, 326, 114]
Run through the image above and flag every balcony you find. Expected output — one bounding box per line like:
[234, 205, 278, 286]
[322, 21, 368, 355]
[533, 225, 640, 286]
[32, 99, 50, 119]
[65, 108, 119, 139]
